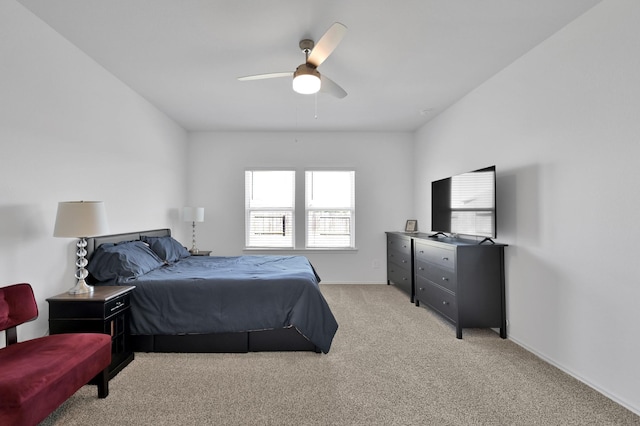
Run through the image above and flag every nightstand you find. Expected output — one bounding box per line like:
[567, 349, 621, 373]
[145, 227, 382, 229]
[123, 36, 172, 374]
[47, 285, 135, 380]
[189, 250, 211, 256]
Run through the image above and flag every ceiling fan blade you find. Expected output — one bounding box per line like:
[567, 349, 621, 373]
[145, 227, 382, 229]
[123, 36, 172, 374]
[307, 22, 347, 68]
[320, 74, 347, 99]
[238, 72, 292, 81]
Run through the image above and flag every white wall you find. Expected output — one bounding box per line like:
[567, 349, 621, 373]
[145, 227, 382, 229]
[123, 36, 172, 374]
[0, 1, 188, 343]
[414, 0, 640, 414]
[188, 131, 414, 284]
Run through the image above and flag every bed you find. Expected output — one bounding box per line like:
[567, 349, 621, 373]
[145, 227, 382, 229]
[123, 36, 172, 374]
[85, 229, 338, 354]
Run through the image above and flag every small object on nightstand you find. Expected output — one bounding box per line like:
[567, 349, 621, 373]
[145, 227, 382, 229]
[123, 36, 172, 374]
[189, 250, 211, 256]
[47, 285, 135, 380]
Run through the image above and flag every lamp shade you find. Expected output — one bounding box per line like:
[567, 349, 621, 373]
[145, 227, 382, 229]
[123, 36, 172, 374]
[183, 207, 205, 222]
[53, 201, 109, 238]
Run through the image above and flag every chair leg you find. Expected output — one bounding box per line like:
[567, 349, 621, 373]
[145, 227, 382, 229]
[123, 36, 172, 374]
[96, 368, 109, 398]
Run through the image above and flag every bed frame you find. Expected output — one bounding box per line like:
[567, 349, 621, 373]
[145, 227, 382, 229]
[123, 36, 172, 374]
[86, 229, 320, 353]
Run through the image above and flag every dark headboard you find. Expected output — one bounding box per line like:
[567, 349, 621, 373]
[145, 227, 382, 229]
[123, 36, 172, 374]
[86, 228, 171, 260]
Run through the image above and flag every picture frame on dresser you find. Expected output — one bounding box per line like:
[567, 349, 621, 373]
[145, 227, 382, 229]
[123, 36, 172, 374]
[405, 219, 418, 233]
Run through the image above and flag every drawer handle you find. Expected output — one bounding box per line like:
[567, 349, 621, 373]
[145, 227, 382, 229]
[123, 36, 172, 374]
[441, 277, 449, 282]
[111, 301, 125, 312]
[419, 250, 424, 254]
[442, 301, 449, 306]
[418, 267, 424, 271]
[418, 287, 424, 291]
[403, 245, 407, 248]
[402, 260, 407, 263]
[442, 257, 449, 261]
[403, 277, 408, 281]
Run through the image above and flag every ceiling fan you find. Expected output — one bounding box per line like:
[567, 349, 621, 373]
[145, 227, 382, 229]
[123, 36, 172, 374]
[238, 22, 348, 99]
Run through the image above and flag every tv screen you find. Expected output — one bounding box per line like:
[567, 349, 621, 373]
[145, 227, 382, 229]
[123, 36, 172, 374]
[431, 166, 496, 239]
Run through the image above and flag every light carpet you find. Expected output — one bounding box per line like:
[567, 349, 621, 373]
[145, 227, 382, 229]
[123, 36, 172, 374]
[41, 284, 639, 425]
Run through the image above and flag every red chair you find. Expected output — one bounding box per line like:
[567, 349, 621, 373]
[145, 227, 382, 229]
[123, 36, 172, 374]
[0, 283, 112, 426]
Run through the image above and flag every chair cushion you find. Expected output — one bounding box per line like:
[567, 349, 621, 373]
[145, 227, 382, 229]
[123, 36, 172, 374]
[0, 333, 111, 425]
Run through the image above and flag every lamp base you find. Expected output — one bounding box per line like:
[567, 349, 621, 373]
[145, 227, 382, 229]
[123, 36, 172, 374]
[68, 279, 94, 295]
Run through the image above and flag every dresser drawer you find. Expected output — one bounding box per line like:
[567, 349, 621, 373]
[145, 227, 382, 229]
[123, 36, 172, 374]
[388, 261, 411, 286]
[104, 293, 130, 319]
[387, 248, 411, 268]
[388, 260, 412, 297]
[415, 257, 457, 293]
[387, 235, 412, 257]
[414, 241, 456, 270]
[415, 276, 457, 322]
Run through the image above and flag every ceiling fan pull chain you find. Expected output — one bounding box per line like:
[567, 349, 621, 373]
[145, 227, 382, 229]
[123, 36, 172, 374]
[315, 92, 318, 119]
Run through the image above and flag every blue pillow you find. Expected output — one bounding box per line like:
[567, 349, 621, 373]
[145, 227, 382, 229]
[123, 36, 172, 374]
[87, 240, 164, 282]
[141, 236, 190, 263]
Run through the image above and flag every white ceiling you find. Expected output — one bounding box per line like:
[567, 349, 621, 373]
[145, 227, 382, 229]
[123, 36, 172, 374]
[18, 0, 600, 132]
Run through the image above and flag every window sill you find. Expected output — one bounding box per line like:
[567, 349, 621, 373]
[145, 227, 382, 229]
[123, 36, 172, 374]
[243, 247, 358, 254]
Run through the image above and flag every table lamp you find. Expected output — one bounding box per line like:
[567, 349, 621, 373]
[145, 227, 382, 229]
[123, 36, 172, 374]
[183, 206, 204, 253]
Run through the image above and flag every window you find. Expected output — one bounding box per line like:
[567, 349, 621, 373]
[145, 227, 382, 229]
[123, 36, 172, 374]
[245, 169, 355, 249]
[245, 170, 295, 248]
[305, 170, 355, 248]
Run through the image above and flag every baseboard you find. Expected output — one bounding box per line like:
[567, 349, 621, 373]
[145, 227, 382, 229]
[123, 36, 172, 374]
[319, 281, 388, 285]
[508, 336, 640, 416]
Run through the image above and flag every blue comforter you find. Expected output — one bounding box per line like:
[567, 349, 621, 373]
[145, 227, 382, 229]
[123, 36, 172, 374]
[109, 255, 337, 353]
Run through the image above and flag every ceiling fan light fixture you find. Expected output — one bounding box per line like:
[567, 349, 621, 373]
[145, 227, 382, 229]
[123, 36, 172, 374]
[292, 64, 321, 95]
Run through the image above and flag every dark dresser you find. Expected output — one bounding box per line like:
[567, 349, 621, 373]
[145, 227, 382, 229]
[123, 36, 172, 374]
[385, 232, 414, 302]
[414, 237, 507, 339]
[386, 232, 507, 339]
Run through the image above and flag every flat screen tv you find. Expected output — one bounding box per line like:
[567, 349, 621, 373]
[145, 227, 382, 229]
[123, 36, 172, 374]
[431, 165, 497, 239]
